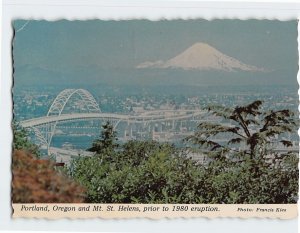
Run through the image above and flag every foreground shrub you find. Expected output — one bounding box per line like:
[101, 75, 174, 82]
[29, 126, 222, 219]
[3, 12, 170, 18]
[12, 150, 86, 203]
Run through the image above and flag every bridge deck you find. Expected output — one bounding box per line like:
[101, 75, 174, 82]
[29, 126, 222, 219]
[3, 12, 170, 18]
[20, 110, 206, 128]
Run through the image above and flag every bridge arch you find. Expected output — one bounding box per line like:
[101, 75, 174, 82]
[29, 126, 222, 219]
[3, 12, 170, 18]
[45, 89, 100, 154]
[47, 89, 101, 116]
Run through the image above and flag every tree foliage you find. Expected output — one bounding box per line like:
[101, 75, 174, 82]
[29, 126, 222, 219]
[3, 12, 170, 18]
[12, 122, 86, 203]
[12, 150, 86, 203]
[88, 121, 118, 154]
[185, 100, 298, 203]
[186, 100, 297, 161]
[69, 101, 298, 204]
[12, 122, 40, 157]
[71, 140, 206, 203]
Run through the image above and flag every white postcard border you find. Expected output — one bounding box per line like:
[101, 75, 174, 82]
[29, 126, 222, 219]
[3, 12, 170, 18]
[1, 0, 300, 232]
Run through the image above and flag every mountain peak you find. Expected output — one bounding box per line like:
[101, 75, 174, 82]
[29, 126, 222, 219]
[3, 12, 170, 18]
[188, 42, 215, 50]
[137, 42, 265, 72]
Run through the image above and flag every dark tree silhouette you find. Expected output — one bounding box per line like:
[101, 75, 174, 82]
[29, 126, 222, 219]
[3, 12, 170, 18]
[186, 100, 297, 162]
[88, 121, 118, 154]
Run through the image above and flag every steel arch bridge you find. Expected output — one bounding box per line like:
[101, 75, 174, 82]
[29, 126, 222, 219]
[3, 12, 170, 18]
[47, 89, 101, 116]
[22, 89, 102, 155]
[20, 88, 207, 155]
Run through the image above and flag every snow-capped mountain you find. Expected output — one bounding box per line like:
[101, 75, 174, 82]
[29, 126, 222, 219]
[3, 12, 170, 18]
[137, 42, 265, 72]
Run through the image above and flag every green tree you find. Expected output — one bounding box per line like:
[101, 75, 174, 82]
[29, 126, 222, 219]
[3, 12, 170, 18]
[69, 101, 298, 204]
[185, 100, 298, 203]
[88, 121, 118, 154]
[70, 140, 206, 203]
[186, 100, 296, 162]
[12, 122, 40, 157]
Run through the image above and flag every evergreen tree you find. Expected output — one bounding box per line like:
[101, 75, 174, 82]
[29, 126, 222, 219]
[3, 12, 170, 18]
[186, 100, 297, 163]
[88, 121, 118, 154]
[185, 100, 298, 203]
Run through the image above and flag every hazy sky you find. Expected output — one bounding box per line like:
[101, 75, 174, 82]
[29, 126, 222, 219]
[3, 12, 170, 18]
[13, 19, 298, 87]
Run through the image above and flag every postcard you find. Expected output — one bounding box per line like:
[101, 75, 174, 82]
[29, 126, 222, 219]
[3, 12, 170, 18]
[12, 19, 298, 219]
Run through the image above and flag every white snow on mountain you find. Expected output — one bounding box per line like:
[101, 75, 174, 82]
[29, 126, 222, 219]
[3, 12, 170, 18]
[137, 42, 265, 72]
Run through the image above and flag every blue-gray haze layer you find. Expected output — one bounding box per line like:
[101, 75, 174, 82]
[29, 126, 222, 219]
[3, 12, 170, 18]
[13, 20, 298, 90]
